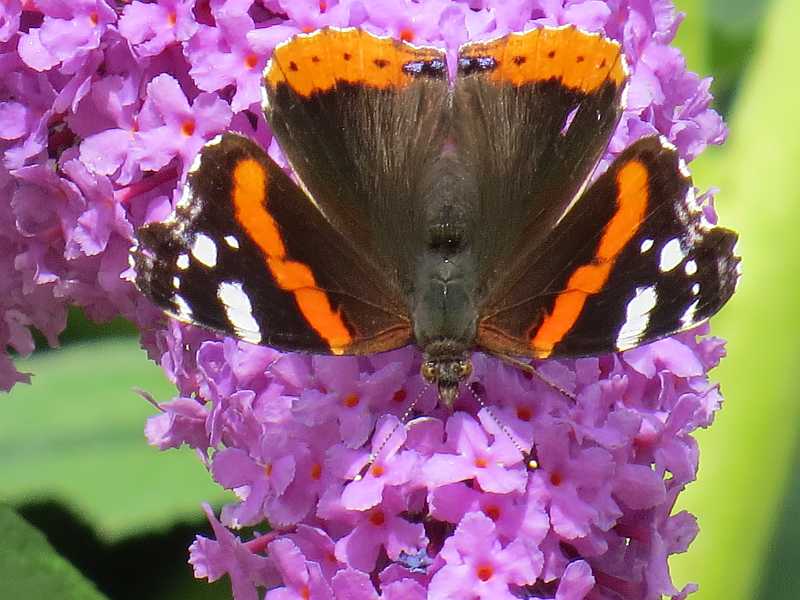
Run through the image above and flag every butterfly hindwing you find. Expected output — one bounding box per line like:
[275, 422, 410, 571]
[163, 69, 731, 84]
[263, 27, 450, 291]
[133, 133, 412, 355]
[454, 26, 628, 287]
[476, 135, 740, 358]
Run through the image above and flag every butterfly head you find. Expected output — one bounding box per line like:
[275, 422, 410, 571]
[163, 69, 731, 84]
[421, 352, 472, 409]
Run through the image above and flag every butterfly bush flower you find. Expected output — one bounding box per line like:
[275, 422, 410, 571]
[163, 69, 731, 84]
[1, 0, 729, 598]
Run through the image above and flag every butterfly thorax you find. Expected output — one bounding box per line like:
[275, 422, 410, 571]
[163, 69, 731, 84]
[412, 157, 478, 407]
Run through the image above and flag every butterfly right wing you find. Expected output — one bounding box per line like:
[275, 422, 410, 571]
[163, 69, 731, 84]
[453, 26, 628, 288]
[133, 133, 412, 355]
[476, 136, 740, 358]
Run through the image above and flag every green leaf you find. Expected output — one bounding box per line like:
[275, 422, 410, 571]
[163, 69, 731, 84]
[2, 338, 230, 540]
[670, 0, 800, 597]
[0, 504, 109, 600]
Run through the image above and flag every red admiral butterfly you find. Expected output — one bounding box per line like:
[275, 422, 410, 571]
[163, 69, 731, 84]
[133, 26, 740, 406]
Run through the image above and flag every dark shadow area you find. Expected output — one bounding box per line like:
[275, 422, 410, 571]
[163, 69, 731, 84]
[17, 500, 231, 600]
[707, 0, 772, 116]
[708, 27, 761, 117]
[26, 307, 138, 356]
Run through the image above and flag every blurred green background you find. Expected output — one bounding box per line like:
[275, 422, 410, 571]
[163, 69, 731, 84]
[2, 0, 797, 597]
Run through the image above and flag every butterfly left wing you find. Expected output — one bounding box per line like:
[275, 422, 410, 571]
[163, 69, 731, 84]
[133, 133, 412, 355]
[476, 136, 740, 358]
[263, 27, 450, 292]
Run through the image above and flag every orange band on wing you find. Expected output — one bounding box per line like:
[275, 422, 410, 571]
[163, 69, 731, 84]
[460, 26, 626, 93]
[266, 28, 445, 98]
[231, 158, 352, 353]
[531, 160, 649, 356]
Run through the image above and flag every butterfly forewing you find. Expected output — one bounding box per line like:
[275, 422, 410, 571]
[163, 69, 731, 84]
[453, 26, 628, 289]
[263, 27, 451, 292]
[134, 133, 412, 355]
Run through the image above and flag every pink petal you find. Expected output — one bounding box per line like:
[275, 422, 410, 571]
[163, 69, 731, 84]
[555, 560, 596, 600]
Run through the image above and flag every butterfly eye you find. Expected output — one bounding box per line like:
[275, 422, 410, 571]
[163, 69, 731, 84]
[421, 362, 437, 382]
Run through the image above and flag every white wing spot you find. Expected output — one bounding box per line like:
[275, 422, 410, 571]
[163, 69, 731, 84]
[685, 260, 698, 276]
[659, 135, 677, 152]
[260, 84, 271, 113]
[681, 299, 700, 327]
[178, 183, 193, 209]
[640, 238, 654, 253]
[218, 282, 261, 344]
[620, 84, 630, 112]
[678, 158, 691, 178]
[224, 235, 240, 249]
[172, 276, 181, 289]
[692, 283, 700, 296]
[206, 134, 224, 147]
[173, 295, 193, 319]
[191, 233, 218, 268]
[659, 238, 684, 272]
[616, 286, 658, 350]
[188, 153, 202, 174]
[176, 254, 190, 270]
[685, 186, 703, 215]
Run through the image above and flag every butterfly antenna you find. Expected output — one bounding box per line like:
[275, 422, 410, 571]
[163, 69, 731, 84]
[353, 382, 432, 481]
[468, 381, 538, 470]
[488, 352, 577, 402]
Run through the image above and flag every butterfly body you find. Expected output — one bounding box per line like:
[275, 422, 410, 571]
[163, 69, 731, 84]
[133, 27, 739, 406]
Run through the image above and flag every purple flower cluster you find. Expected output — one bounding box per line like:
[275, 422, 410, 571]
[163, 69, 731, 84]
[1, 0, 727, 598]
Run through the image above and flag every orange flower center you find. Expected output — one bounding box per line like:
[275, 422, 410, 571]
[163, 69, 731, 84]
[370, 464, 385, 477]
[484, 505, 501, 521]
[310, 462, 322, 480]
[476, 564, 494, 581]
[181, 120, 196, 137]
[167, 11, 177, 26]
[369, 510, 385, 526]
[392, 389, 407, 403]
[244, 53, 258, 69]
[516, 405, 533, 421]
[400, 27, 414, 42]
[474, 456, 488, 469]
[343, 392, 359, 408]
[550, 471, 563, 486]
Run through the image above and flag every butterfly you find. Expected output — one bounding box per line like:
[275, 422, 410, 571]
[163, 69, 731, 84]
[132, 26, 740, 406]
